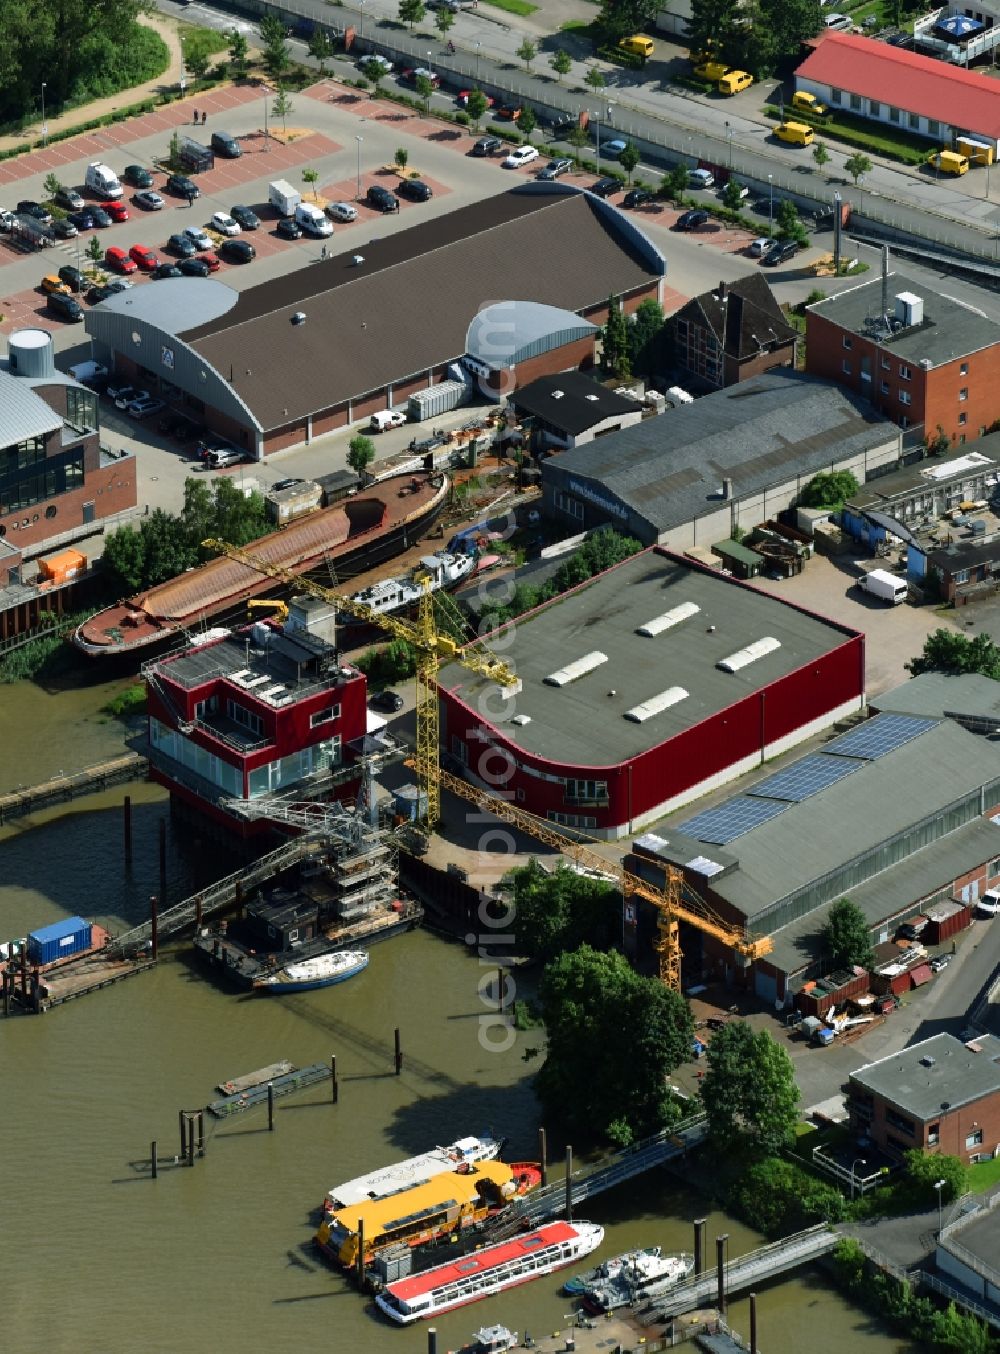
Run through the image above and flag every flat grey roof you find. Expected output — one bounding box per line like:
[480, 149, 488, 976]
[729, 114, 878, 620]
[439, 548, 857, 767]
[767, 815, 1000, 975]
[808, 274, 1000, 369]
[0, 370, 61, 443]
[848, 440, 1000, 513]
[945, 1208, 1000, 1279]
[546, 372, 895, 534]
[850, 1032, 1000, 1121]
[657, 719, 1000, 922]
[874, 672, 1000, 723]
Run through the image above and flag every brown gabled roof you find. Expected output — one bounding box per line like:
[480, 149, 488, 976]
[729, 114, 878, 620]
[675, 274, 798, 361]
[180, 188, 661, 431]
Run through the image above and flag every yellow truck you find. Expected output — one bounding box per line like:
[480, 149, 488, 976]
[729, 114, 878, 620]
[719, 69, 753, 95]
[695, 60, 730, 82]
[956, 136, 995, 166]
[619, 34, 655, 59]
[792, 90, 827, 117]
[775, 121, 814, 147]
[927, 149, 969, 176]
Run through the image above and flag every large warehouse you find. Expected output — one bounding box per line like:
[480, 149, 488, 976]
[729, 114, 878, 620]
[439, 548, 865, 839]
[85, 185, 666, 459]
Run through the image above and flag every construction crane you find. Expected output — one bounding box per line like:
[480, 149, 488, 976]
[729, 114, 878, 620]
[202, 539, 518, 827]
[247, 599, 289, 623]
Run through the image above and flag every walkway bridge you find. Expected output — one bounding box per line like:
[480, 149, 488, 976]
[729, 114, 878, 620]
[0, 753, 147, 824]
[484, 1115, 709, 1240]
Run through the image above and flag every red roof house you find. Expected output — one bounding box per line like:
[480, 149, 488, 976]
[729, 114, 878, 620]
[795, 32, 1000, 142]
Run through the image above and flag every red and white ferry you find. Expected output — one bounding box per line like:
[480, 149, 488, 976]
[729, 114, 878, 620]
[374, 1220, 605, 1324]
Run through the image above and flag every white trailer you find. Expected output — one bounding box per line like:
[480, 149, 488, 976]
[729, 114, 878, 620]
[269, 180, 301, 216]
[857, 568, 907, 605]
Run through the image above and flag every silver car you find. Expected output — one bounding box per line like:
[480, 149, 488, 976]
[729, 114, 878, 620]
[538, 158, 572, 180]
[183, 225, 212, 251]
[326, 201, 358, 223]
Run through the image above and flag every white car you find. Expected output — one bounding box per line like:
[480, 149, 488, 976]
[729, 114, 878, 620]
[326, 201, 358, 223]
[183, 226, 213, 251]
[361, 54, 393, 74]
[503, 145, 540, 168]
[211, 212, 241, 237]
[689, 168, 715, 190]
[748, 237, 773, 257]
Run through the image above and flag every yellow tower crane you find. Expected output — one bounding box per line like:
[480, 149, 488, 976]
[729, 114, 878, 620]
[202, 538, 518, 828]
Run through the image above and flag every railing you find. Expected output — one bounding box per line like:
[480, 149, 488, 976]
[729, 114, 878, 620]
[921, 1271, 1000, 1330]
[0, 754, 148, 824]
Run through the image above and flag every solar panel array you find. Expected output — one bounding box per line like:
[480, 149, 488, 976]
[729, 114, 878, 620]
[747, 754, 863, 803]
[678, 796, 790, 845]
[823, 714, 938, 761]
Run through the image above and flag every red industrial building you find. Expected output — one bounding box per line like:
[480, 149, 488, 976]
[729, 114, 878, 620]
[438, 549, 865, 839]
[143, 598, 367, 835]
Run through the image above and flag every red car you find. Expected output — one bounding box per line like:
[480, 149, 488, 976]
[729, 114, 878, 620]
[457, 90, 495, 108]
[104, 245, 137, 274]
[128, 244, 159, 272]
[199, 252, 221, 272]
[105, 200, 129, 223]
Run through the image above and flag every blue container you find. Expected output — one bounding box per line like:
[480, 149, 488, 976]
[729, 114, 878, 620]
[27, 916, 93, 966]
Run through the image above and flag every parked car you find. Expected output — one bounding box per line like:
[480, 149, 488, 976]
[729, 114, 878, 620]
[199, 251, 221, 272]
[134, 190, 164, 211]
[748, 237, 773, 257]
[457, 90, 495, 108]
[128, 393, 166, 419]
[218, 238, 256, 264]
[470, 136, 503, 157]
[178, 257, 211, 277]
[538, 158, 572, 180]
[673, 209, 709, 230]
[54, 187, 84, 211]
[977, 889, 1000, 916]
[86, 283, 116, 305]
[114, 387, 141, 409]
[203, 445, 247, 468]
[688, 168, 715, 189]
[400, 66, 440, 88]
[51, 219, 78, 239]
[276, 216, 303, 239]
[90, 206, 112, 228]
[151, 263, 183, 280]
[761, 239, 798, 266]
[718, 180, 749, 201]
[129, 244, 159, 271]
[40, 274, 71, 296]
[495, 104, 522, 122]
[165, 174, 199, 200]
[105, 200, 129, 223]
[398, 178, 432, 202]
[590, 176, 622, 198]
[211, 211, 241, 237]
[231, 205, 261, 230]
[548, 115, 578, 138]
[105, 246, 137, 274]
[107, 381, 136, 402]
[104, 278, 132, 294]
[930, 954, 951, 972]
[68, 209, 96, 231]
[122, 164, 154, 188]
[370, 689, 404, 712]
[366, 185, 399, 213]
[361, 54, 393, 73]
[326, 201, 358, 223]
[58, 265, 85, 293]
[46, 292, 84, 322]
[166, 232, 197, 257]
[502, 145, 539, 168]
[183, 226, 212, 251]
[602, 138, 628, 158]
[271, 477, 306, 492]
[18, 200, 53, 225]
[623, 187, 654, 208]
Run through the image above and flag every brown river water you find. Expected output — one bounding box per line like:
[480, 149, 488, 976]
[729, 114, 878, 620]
[0, 674, 916, 1354]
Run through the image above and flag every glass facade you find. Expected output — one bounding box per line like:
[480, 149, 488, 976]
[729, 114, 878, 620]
[0, 433, 85, 517]
[247, 739, 342, 797]
[150, 718, 243, 796]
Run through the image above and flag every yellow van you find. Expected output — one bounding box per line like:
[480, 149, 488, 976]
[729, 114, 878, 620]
[775, 121, 814, 147]
[694, 60, 730, 82]
[792, 90, 827, 117]
[956, 136, 994, 166]
[927, 149, 969, 176]
[619, 35, 655, 59]
[719, 69, 753, 95]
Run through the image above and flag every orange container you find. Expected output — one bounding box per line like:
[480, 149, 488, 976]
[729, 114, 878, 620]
[38, 549, 86, 584]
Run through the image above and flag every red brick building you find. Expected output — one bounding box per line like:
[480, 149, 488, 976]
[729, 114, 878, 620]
[669, 275, 798, 392]
[848, 1033, 1000, 1164]
[806, 273, 1000, 445]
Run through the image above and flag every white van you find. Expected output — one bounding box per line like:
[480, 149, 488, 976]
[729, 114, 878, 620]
[370, 409, 407, 433]
[84, 162, 123, 200]
[977, 889, 1000, 917]
[294, 202, 333, 238]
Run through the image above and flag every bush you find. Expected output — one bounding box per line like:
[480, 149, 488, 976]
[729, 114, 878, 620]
[596, 44, 645, 69]
[728, 1157, 848, 1237]
[102, 683, 147, 718]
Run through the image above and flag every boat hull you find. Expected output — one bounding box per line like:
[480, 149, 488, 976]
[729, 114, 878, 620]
[255, 952, 368, 993]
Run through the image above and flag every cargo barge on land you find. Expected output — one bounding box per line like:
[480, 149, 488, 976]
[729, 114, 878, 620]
[74, 471, 448, 658]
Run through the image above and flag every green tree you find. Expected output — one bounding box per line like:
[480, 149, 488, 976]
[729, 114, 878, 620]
[358, 637, 417, 683]
[517, 106, 537, 143]
[629, 297, 665, 375]
[394, 146, 409, 169]
[414, 72, 434, 112]
[302, 167, 319, 197]
[517, 38, 537, 71]
[762, 0, 822, 67]
[926, 423, 950, 456]
[776, 197, 807, 244]
[101, 524, 146, 595]
[507, 861, 620, 961]
[362, 57, 387, 92]
[601, 294, 631, 379]
[182, 30, 214, 79]
[619, 142, 640, 182]
[722, 177, 744, 211]
[210, 477, 268, 548]
[464, 88, 488, 129]
[686, 0, 741, 68]
[86, 234, 103, 267]
[535, 946, 695, 1144]
[348, 435, 376, 478]
[663, 163, 689, 201]
[585, 64, 606, 93]
[399, 0, 425, 30]
[259, 14, 290, 78]
[701, 1021, 800, 1154]
[567, 122, 589, 151]
[549, 48, 573, 82]
[168, 129, 181, 170]
[435, 6, 455, 38]
[228, 29, 249, 81]
[731, 1157, 847, 1236]
[179, 477, 215, 552]
[598, 0, 662, 40]
[272, 85, 293, 134]
[141, 509, 197, 587]
[904, 1150, 966, 1205]
[822, 899, 874, 970]
[799, 469, 859, 507]
[308, 27, 335, 69]
[813, 141, 831, 171]
[845, 152, 873, 185]
[43, 171, 61, 201]
[908, 629, 1000, 680]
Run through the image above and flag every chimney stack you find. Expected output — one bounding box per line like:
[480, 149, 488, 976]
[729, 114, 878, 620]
[718, 280, 727, 302]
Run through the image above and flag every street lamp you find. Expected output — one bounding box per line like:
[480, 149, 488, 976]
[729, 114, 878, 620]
[475, 41, 482, 82]
[768, 173, 774, 238]
[355, 135, 363, 200]
[427, 49, 433, 76]
[850, 1157, 867, 1201]
[41, 81, 47, 148]
[934, 1178, 947, 1234]
[359, 0, 367, 38]
[726, 120, 733, 169]
[179, 62, 186, 99]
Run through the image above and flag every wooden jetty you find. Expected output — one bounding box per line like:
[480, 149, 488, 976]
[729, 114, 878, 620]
[207, 1061, 333, 1117]
[2, 927, 157, 1016]
[216, 1061, 296, 1096]
[0, 753, 147, 824]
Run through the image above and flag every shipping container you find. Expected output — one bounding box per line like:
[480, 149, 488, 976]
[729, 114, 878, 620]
[27, 916, 93, 966]
[795, 967, 869, 1017]
[38, 549, 86, 585]
[923, 900, 971, 944]
[265, 481, 323, 525]
[407, 379, 469, 423]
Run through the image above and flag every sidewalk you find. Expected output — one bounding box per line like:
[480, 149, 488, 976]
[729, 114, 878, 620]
[0, 13, 184, 154]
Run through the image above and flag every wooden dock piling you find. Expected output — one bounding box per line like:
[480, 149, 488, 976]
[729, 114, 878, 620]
[179, 1110, 187, 1159]
[195, 894, 203, 929]
[267, 1083, 275, 1131]
[197, 1110, 205, 1156]
[538, 1126, 547, 1187]
[151, 1141, 158, 1179]
[331, 1055, 338, 1104]
[150, 895, 159, 960]
[187, 1115, 195, 1168]
[356, 1219, 365, 1288]
[123, 794, 132, 863]
[694, 1218, 706, 1275]
[394, 1027, 402, 1075]
[716, 1234, 729, 1317]
[158, 817, 167, 899]
[750, 1292, 758, 1354]
[565, 1145, 573, 1223]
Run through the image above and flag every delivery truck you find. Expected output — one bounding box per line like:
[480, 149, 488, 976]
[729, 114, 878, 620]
[269, 180, 301, 217]
[857, 568, 907, 605]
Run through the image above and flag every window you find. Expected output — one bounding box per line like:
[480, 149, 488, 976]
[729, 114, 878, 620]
[954, 569, 970, 584]
[194, 695, 219, 719]
[450, 735, 468, 766]
[959, 434, 967, 444]
[553, 489, 584, 521]
[899, 391, 912, 406]
[310, 704, 340, 728]
[881, 356, 891, 370]
[960, 362, 969, 375]
[959, 412, 968, 426]
[959, 387, 968, 402]
[928, 1123, 940, 1146]
[889, 106, 900, 123]
[842, 360, 852, 375]
[226, 699, 263, 737]
[869, 100, 880, 118]
[880, 381, 890, 396]
[842, 336, 853, 350]
[981, 426, 988, 438]
[909, 112, 920, 129]
[565, 778, 609, 805]
[966, 1128, 984, 1149]
[886, 1108, 915, 1136]
[547, 811, 598, 829]
[927, 118, 940, 136]
[830, 88, 843, 104]
[899, 364, 912, 380]
[850, 93, 862, 111]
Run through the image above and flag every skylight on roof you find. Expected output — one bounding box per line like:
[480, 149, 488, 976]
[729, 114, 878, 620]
[717, 637, 780, 673]
[624, 686, 689, 723]
[543, 651, 608, 687]
[637, 602, 700, 637]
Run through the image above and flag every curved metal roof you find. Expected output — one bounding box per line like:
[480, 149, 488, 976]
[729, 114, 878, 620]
[94, 277, 238, 333]
[465, 301, 596, 370]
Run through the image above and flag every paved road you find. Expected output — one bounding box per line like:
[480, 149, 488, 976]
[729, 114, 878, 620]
[160, 0, 1000, 259]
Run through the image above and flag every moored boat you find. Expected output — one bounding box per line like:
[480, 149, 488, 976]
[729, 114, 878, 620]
[323, 1134, 502, 1213]
[375, 1220, 606, 1323]
[563, 1247, 693, 1313]
[460, 1326, 518, 1354]
[343, 549, 477, 626]
[253, 950, 368, 993]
